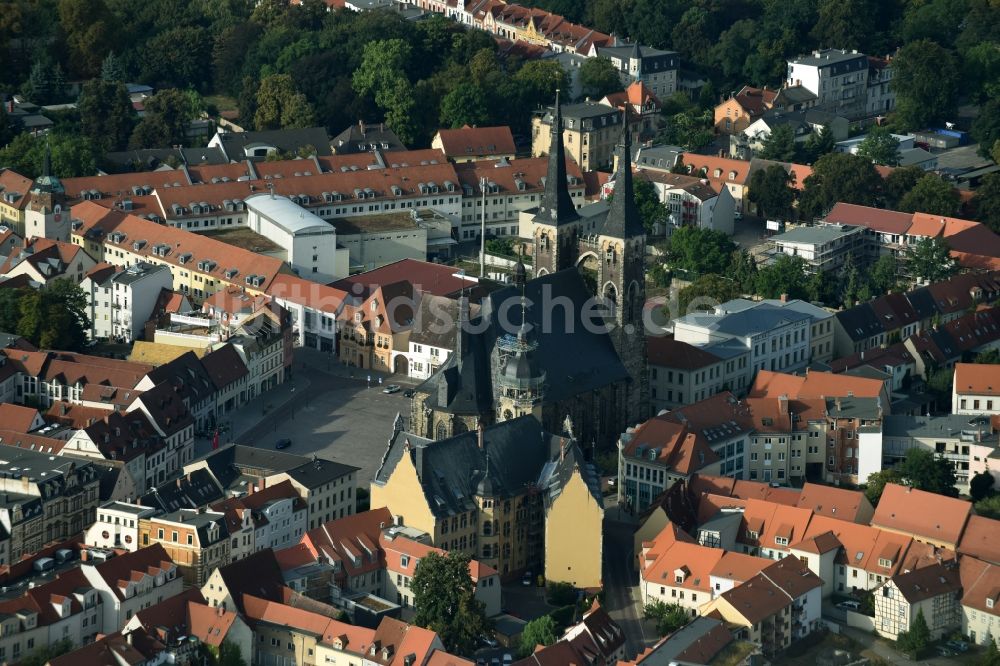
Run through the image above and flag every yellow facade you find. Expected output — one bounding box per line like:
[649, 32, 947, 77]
[369, 451, 439, 538]
[544, 471, 604, 589]
[632, 507, 670, 570]
[0, 201, 24, 236]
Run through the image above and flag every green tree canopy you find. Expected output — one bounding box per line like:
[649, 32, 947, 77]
[411, 551, 490, 655]
[439, 82, 490, 129]
[906, 236, 957, 284]
[882, 165, 925, 209]
[976, 494, 1000, 520]
[891, 39, 960, 130]
[729, 250, 759, 294]
[971, 173, 1000, 234]
[748, 164, 795, 220]
[754, 254, 808, 300]
[871, 254, 900, 294]
[758, 124, 798, 162]
[634, 178, 667, 233]
[58, 0, 116, 77]
[972, 98, 1000, 160]
[129, 89, 202, 149]
[678, 274, 741, 314]
[353, 39, 418, 145]
[16, 280, 91, 351]
[864, 468, 904, 506]
[79, 79, 135, 155]
[856, 125, 901, 166]
[579, 56, 623, 99]
[898, 448, 959, 497]
[897, 608, 931, 654]
[0, 132, 97, 179]
[667, 226, 737, 276]
[520, 615, 558, 657]
[898, 173, 960, 216]
[644, 601, 689, 637]
[254, 74, 316, 130]
[659, 110, 714, 151]
[970, 471, 996, 503]
[798, 153, 882, 220]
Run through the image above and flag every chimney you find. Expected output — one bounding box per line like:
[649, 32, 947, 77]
[260, 478, 266, 490]
[560, 441, 566, 463]
[359, 120, 366, 136]
[780, 293, 789, 303]
[217, 606, 224, 616]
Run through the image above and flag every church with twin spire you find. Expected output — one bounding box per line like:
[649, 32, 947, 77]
[407, 92, 649, 448]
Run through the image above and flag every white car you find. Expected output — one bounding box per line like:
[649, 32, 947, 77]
[837, 600, 861, 611]
[382, 385, 401, 394]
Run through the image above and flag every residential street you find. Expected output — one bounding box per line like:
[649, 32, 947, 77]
[603, 502, 655, 658]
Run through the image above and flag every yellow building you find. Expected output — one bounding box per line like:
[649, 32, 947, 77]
[69, 200, 291, 304]
[372, 415, 604, 585]
[0, 169, 32, 235]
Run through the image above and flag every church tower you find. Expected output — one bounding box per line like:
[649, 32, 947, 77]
[494, 262, 546, 423]
[532, 90, 580, 277]
[24, 142, 68, 241]
[598, 125, 648, 424]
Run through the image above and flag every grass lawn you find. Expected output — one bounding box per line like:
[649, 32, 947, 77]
[204, 94, 238, 113]
[711, 641, 757, 666]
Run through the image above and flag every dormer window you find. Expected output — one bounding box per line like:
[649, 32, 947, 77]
[878, 558, 893, 568]
[988, 598, 995, 609]
[401, 555, 410, 568]
[371, 299, 378, 311]
[775, 536, 788, 546]
[747, 530, 759, 540]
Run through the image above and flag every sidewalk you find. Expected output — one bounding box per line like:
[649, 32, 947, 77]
[294, 346, 423, 387]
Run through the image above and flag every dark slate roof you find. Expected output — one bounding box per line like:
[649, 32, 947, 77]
[539, 437, 604, 508]
[481, 269, 630, 403]
[533, 91, 580, 226]
[218, 127, 333, 159]
[283, 457, 359, 489]
[374, 415, 568, 517]
[601, 126, 644, 239]
[102, 147, 228, 172]
[907, 287, 939, 320]
[331, 122, 405, 154]
[835, 302, 885, 342]
[139, 468, 225, 512]
[216, 549, 285, 614]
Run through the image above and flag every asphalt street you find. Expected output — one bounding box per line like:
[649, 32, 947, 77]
[603, 504, 654, 657]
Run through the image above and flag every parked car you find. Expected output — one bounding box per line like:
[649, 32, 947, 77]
[403, 388, 415, 398]
[490, 657, 499, 666]
[383, 384, 401, 394]
[945, 640, 969, 653]
[502, 654, 513, 665]
[275, 438, 292, 450]
[480, 635, 498, 648]
[522, 571, 533, 586]
[836, 600, 861, 611]
[936, 646, 955, 657]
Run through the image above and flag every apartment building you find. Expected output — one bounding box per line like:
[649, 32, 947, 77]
[531, 101, 623, 171]
[0, 448, 100, 561]
[959, 556, 1000, 648]
[592, 43, 679, 101]
[714, 86, 777, 135]
[139, 508, 231, 586]
[872, 484, 972, 550]
[80, 261, 174, 343]
[719, 298, 836, 365]
[702, 556, 823, 658]
[617, 415, 721, 511]
[768, 223, 870, 274]
[953, 363, 1000, 415]
[0, 237, 96, 285]
[638, 170, 736, 234]
[646, 337, 750, 411]
[84, 501, 157, 551]
[673, 301, 813, 381]
[431, 126, 516, 163]
[786, 49, 871, 120]
[0, 168, 32, 235]
[211, 479, 308, 555]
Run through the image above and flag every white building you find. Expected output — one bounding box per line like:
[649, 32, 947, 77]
[245, 193, 348, 282]
[768, 223, 870, 275]
[673, 301, 813, 381]
[786, 49, 870, 120]
[953, 363, 1000, 415]
[85, 501, 157, 551]
[82, 262, 173, 342]
[640, 172, 736, 235]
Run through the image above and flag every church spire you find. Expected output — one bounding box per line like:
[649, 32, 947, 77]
[602, 122, 644, 239]
[533, 89, 579, 225]
[42, 138, 52, 180]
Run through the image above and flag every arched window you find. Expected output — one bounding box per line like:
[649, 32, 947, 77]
[435, 422, 449, 440]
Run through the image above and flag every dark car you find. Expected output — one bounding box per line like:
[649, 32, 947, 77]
[403, 388, 415, 398]
[275, 438, 292, 450]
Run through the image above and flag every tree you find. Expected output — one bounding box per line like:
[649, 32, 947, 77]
[754, 254, 808, 300]
[840, 252, 872, 307]
[907, 236, 957, 284]
[806, 269, 838, 305]
[140, 26, 214, 91]
[882, 165, 925, 209]
[520, 615, 557, 657]
[58, 0, 116, 77]
[871, 254, 900, 294]
[975, 348, 1000, 364]
[100, 51, 126, 83]
[634, 178, 667, 233]
[411, 551, 490, 655]
[579, 56, 623, 99]
[644, 601, 689, 637]
[254, 74, 316, 130]
[798, 153, 882, 220]
[439, 82, 490, 129]
[78, 79, 134, 155]
[667, 226, 736, 276]
[129, 89, 202, 149]
[659, 110, 713, 151]
[976, 494, 1000, 520]
[678, 274, 741, 314]
[758, 124, 798, 162]
[970, 471, 996, 503]
[800, 125, 836, 164]
[971, 173, 1000, 234]
[748, 164, 795, 220]
[811, 0, 878, 51]
[856, 125, 901, 166]
[0, 132, 98, 178]
[865, 468, 904, 506]
[729, 250, 759, 294]
[899, 448, 959, 497]
[972, 98, 1000, 160]
[981, 636, 1000, 666]
[891, 40, 960, 130]
[18, 638, 74, 666]
[16, 279, 90, 351]
[353, 39, 418, 145]
[898, 174, 960, 216]
[200, 639, 248, 666]
[897, 608, 931, 655]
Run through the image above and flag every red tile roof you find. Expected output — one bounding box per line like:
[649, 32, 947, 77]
[435, 126, 516, 159]
[0, 403, 39, 433]
[732, 86, 777, 117]
[795, 482, 871, 523]
[954, 363, 1000, 396]
[623, 416, 720, 475]
[826, 202, 914, 234]
[646, 335, 721, 370]
[958, 515, 1000, 564]
[871, 483, 971, 546]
